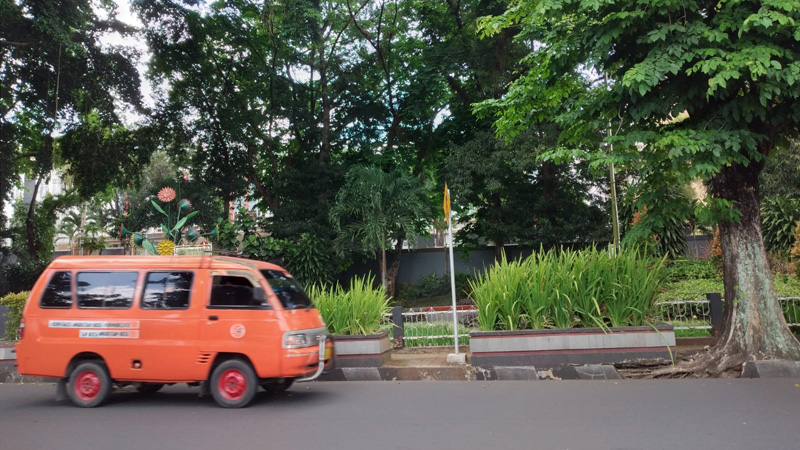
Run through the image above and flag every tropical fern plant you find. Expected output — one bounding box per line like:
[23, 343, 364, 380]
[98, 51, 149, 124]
[761, 197, 800, 254]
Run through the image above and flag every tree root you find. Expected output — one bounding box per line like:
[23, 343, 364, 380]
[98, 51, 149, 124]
[645, 343, 747, 379]
[616, 341, 751, 379]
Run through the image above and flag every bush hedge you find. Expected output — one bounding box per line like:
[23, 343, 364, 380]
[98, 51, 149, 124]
[1, 291, 29, 341]
[394, 272, 475, 306]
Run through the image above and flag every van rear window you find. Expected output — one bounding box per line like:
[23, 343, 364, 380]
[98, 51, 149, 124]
[141, 272, 194, 309]
[40, 271, 73, 309]
[260, 270, 313, 310]
[76, 272, 139, 309]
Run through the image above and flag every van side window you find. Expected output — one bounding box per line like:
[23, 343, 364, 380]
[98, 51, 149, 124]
[141, 272, 194, 310]
[77, 272, 139, 309]
[260, 270, 313, 310]
[209, 275, 268, 309]
[40, 271, 73, 309]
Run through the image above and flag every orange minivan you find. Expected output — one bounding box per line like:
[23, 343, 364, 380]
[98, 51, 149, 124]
[15, 255, 333, 408]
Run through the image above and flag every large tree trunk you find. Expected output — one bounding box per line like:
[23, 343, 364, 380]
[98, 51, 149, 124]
[319, 48, 331, 161]
[379, 248, 387, 294]
[386, 238, 403, 300]
[710, 163, 800, 370]
[656, 162, 800, 377]
[25, 174, 43, 257]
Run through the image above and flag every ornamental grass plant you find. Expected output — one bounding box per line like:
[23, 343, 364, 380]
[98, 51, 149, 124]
[470, 247, 666, 331]
[307, 275, 390, 335]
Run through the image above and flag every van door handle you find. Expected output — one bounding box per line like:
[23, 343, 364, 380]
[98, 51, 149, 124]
[208, 315, 218, 321]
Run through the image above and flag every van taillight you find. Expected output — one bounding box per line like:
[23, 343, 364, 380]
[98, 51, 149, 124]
[18, 320, 24, 340]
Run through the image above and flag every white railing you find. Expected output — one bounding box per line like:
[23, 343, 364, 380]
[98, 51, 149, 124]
[383, 297, 800, 347]
[653, 296, 800, 330]
[385, 306, 478, 347]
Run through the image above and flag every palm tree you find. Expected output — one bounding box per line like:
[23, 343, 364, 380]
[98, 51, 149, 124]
[330, 166, 431, 298]
[57, 210, 83, 252]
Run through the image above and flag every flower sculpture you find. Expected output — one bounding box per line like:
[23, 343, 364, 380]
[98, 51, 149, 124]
[157, 186, 176, 203]
[178, 198, 192, 212]
[157, 240, 176, 256]
[125, 185, 216, 256]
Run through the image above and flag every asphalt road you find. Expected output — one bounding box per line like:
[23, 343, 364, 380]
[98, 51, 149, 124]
[1, 379, 799, 450]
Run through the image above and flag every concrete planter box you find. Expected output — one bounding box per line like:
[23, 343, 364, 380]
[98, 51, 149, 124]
[333, 330, 391, 368]
[470, 325, 675, 368]
[0, 344, 15, 361]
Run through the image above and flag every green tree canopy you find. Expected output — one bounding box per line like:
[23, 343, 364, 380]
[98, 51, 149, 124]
[445, 128, 608, 258]
[1, 0, 144, 255]
[477, 0, 800, 374]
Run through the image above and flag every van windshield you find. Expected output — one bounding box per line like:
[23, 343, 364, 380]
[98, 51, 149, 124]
[260, 270, 314, 310]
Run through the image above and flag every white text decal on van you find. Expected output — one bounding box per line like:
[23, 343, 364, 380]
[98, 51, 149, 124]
[49, 320, 140, 329]
[49, 320, 141, 339]
[79, 330, 140, 339]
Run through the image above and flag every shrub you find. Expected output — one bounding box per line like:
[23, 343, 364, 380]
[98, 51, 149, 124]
[656, 275, 800, 301]
[416, 273, 449, 298]
[1, 291, 29, 341]
[791, 221, 800, 276]
[393, 284, 422, 305]
[454, 272, 474, 299]
[767, 251, 795, 275]
[470, 247, 666, 331]
[761, 197, 800, 254]
[307, 275, 389, 335]
[662, 259, 718, 283]
[657, 279, 722, 302]
[284, 233, 333, 288]
[393, 272, 474, 306]
[1, 259, 47, 296]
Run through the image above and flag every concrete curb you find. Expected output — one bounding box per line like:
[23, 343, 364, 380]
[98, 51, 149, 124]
[550, 364, 622, 380]
[741, 360, 800, 378]
[0, 346, 15, 361]
[317, 365, 615, 381]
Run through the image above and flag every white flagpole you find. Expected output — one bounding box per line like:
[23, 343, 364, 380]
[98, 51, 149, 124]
[448, 188, 459, 355]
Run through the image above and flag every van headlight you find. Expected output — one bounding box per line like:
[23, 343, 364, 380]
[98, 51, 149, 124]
[283, 332, 309, 348]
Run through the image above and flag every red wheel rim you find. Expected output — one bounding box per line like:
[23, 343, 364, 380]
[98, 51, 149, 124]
[74, 370, 101, 401]
[217, 369, 247, 401]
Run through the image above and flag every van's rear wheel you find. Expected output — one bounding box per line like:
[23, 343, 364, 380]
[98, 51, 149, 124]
[210, 359, 257, 408]
[67, 361, 112, 408]
[260, 379, 294, 393]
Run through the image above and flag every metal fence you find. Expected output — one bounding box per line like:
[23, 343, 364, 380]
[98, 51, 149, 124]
[386, 306, 478, 348]
[653, 296, 800, 331]
[386, 297, 800, 347]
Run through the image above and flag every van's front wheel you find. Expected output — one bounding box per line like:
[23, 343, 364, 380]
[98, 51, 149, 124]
[210, 359, 257, 408]
[67, 361, 112, 408]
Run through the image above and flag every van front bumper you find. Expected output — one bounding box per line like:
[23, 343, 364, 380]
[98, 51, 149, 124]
[286, 335, 334, 381]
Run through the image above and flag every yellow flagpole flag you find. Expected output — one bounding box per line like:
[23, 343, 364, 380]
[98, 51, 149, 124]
[443, 184, 451, 224]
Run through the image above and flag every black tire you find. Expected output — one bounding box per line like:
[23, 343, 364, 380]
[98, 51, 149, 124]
[260, 379, 294, 393]
[136, 383, 165, 394]
[210, 359, 258, 408]
[66, 361, 112, 408]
